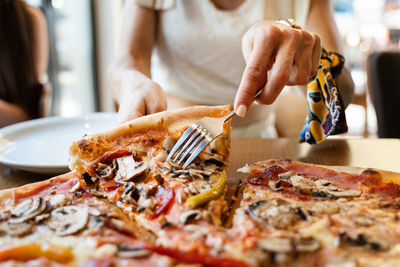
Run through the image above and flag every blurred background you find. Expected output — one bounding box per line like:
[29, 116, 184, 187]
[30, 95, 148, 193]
[25, 0, 400, 137]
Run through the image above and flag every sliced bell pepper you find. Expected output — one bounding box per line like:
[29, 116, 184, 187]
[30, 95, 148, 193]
[185, 171, 227, 209]
[0, 243, 73, 263]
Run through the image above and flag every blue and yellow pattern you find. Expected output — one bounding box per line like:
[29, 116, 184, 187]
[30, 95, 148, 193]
[299, 48, 348, 144]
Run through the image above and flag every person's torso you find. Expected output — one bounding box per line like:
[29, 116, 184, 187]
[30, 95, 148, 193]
[152, 0, 310, 105]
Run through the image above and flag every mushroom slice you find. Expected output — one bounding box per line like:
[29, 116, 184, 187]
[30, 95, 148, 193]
[47, 206, 88, 236]
[94, 244, 118, 258]
[9, 198, 46, 223]
[203, 150, 225, 163]
[258, 237, 294, 253]
[288, 175, 315, 195]
[5, 222, 32, 237]
[69, 181, 82, 193]
[295, 239, 320, 252]
[118, 247, 152, 258]
[248, 199, 301, 229]
[121, 182, 139, 204]
[204, 157, 226, 167]
[278, 171, 293, 180]
[96, 163, 114, 179]
[311, 201, 340, 214]
[268, 180, 283, 191]
[35, 213, 50, 223]
[49, 194, 69, 208]
[327, 189, 361, 197]
[314, 179, 338, 191]
[248, 200, 270, 221]
[115, 157, 148, 183]
[163, 137, 176, 153]
[248, 199, 290, 221]
[88, 207, 102, 216]
[179, 210, 201, 224]
[189, 170, 204, 180]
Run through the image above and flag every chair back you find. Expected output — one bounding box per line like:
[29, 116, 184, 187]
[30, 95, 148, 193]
[367, 51, 400, 138]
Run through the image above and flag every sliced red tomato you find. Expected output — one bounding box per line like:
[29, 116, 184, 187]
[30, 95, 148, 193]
[150, 186, 175, 219]
[146, 246, 254, 267]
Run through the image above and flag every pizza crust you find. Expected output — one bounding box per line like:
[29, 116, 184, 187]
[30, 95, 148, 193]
[69, 105, 231, 174]
[325, 165, 400, 183]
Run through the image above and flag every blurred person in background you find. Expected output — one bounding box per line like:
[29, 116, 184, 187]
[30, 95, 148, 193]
[0, 0, 49, 128]
[109, 0, 354, 138]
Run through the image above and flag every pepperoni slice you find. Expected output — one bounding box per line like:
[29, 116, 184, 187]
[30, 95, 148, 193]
[246, 166, 286, 186]
[150, 186, 175, 219]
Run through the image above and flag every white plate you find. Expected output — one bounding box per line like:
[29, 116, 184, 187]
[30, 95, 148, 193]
[0, 113, 118, 175]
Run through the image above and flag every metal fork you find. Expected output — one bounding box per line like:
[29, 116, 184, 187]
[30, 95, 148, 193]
[167, 88, 264, 169]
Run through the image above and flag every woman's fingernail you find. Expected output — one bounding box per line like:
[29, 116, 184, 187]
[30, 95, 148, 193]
[236, 105, 247, 118]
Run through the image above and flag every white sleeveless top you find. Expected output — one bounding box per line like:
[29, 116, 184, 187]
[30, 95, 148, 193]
[151, 0, 310, 105]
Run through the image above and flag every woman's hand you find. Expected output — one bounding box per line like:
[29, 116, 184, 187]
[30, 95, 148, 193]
[117, 72, 167, 123]
[234, 20, 322, 117]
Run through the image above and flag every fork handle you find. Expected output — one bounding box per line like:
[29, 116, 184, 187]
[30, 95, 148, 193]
[224, 87, 264, 122]
[222, 110, 236, 122]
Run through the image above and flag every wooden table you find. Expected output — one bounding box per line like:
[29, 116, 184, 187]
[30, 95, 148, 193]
[1, 138, 400, 190]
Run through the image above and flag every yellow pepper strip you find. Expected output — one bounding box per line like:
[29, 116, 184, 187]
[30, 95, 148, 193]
[0, 243, 74, 263]
[185, 171, 227, 209]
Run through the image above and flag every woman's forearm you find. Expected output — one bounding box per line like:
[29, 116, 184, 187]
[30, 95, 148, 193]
[108, 0, 156, 104]
[0, 100, 30, 128]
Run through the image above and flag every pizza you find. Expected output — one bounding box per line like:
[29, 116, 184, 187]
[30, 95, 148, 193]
[228, 159, 400, 266]
[0, 105, 239, 267]
[2, 105, 400, 266]
[0, 172, 173, 266]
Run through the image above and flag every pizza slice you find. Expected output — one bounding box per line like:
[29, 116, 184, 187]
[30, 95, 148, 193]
[227, 159, 400, 267]
[68, 106, 252, 266]
[0, 172, 175, 266]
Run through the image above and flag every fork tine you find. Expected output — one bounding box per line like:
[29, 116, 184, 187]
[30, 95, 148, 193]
[171, 126, 202, 162]
[182, 138, 210, 169]
[166, 125, 197, 162]
[177, 129, 206, 165]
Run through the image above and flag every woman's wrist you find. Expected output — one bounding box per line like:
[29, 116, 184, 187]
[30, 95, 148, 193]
[111, 69, 146, 103]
